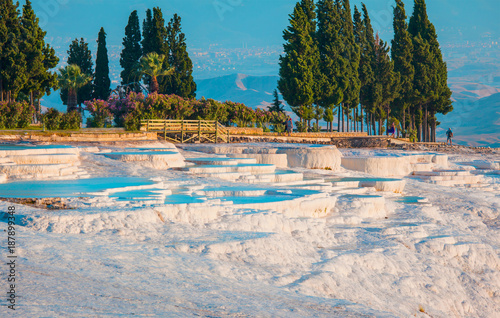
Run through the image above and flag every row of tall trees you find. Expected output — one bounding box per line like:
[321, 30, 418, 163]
[59, 27, 111, 111]
[60, 7, 196, 112]
[279, 0, 452, 141]
[120, 8, 196, 98]
[0, 0, 59, 112]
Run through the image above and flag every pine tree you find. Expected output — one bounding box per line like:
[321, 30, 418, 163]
[268, 89, 285, 113]
[391, 0, 414, 136]
[141, 9, 154, 56]
[120, 10, 142, 91]
[60, 38, 93, 107]
[161, 14, 196, 98]
[337, 0, 361, 132]
[316, 0, 346, 132]
[278, 0, 318, 127]
[93, 27, 111, 100]
[0, 0, 27, 101]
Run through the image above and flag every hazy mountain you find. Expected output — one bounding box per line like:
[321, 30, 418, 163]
[197, 74, 280, 108]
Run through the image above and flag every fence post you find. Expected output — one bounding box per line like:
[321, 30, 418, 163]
[198, 120, 201, 142]
[146, 120, 149, 132]
[181, 120, 184, 143]
[164, 120, 167, 141]
[215, 121, 218, 144]
[227, 126, 230, 143]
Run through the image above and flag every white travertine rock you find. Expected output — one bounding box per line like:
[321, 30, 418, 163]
[182, 144, 342, 170]
[332, 195, 387, 224]
[469, 160, 500, 170]
[0, 174, 6, 183]
[342, 156, 414, 176]
[185, 164, 276, 175]
[432, 154, 449, 167]
[9, 153, 80, 165]
[359, 179, 406, 193]
[103, 151, 186, 169]
[277, 146, 342, 170]
[231, 192, 337, 218]
[0, 146, 79, 157]
[227, 153, 288, 168]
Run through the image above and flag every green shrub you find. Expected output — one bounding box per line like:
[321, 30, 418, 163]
[295, 121, 308, 133]
[17, 102, 35, 128]
[0, 102, 9, 129]
[43, 108, 62, 130]
[5, 103, 22, 128]
[84, 99, 113, 128]
[60, 111, 82, 130]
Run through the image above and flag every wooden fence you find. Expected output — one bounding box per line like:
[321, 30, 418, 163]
[140, 119, 230, 143]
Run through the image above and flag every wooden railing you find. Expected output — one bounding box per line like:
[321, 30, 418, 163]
[140, 119, 230, 143]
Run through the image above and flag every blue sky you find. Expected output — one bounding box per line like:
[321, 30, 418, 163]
[33, 0, 499, 50]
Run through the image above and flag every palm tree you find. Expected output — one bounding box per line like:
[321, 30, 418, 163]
[57, 65, 91, 112]
[135, 52, 174, 94]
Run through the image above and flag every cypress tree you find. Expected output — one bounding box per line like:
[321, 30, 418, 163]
[408, 0, 450, 141]
[268, 89, 285, 113]
[316, 0, 346, 132]
[60, 38, 93, 107]
[391, 0, 414, 136]
[93, 27, 111, 100]
[20, 0, 58, 117]
[354, 4, 375, 134]
[278, 0, 318, 127]
[20, 0, 43, 106]
[141, 9, 154, 56]
[151, 7, 168, 55]
[337, 0, 361, 132]
[161, 14, 196, 98]
[372, 35, 400, 135]
[120, 10, 142, 92]
[0, 0, 27, 101]
[410, 33, 434, 140]
[412, 0, 452, 142]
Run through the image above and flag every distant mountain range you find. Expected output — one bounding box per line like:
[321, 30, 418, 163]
[196, 74, 281, 109]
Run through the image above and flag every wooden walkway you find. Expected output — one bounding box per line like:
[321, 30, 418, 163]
[141, 119, 230, 143]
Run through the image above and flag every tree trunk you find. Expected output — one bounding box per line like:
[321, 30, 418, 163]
[337, 105, 341, 132]
[341, 107, 344, 132]
[417, 105, 422, 142]
[402, 106, 406, 136]
[360, 107, 364, 133]
[0, 79, 3, 102]
[354, 108, 357, 132]
[386, 105, 390, 136]
[423, 104, 428, 142]
[371, 113, 376, 136]
[431, 111, 436, 142]
[68, 89, 78, 112]
[150, 76, 159, 93]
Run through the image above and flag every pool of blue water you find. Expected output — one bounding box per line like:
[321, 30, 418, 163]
[221, 189, 320, 204]
[393, 196, 429, 204]
[0, 177, 156, 198]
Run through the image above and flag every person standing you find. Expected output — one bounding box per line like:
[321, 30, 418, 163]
[286, 117, 293, 136]
[446, 128, 453, 145]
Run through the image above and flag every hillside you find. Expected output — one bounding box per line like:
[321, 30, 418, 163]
[196, 73, 282, 109]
